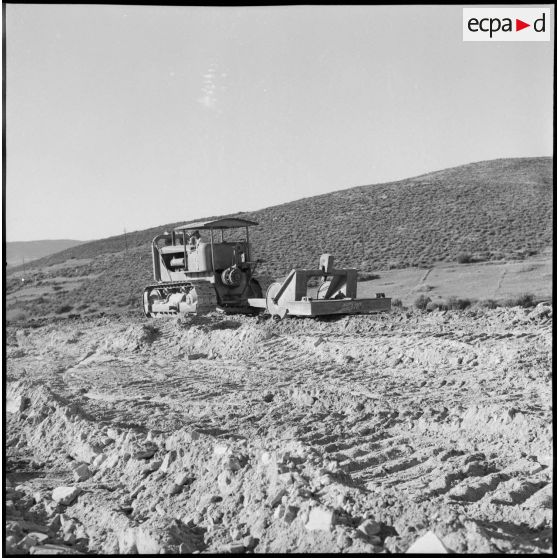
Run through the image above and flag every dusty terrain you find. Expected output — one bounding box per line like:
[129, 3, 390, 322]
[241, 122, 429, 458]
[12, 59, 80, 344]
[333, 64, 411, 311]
[5, 305, 553, 554]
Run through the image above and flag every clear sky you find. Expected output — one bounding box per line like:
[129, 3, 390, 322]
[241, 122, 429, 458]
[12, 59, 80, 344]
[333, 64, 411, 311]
[5, 4, 554, 242]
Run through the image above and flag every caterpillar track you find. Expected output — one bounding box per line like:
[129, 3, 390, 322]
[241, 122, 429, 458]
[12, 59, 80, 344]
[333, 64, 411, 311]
[142, 281, 217, 317]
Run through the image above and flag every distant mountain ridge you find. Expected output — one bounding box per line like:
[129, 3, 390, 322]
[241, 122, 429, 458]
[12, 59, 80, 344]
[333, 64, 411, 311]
[5, 239, 85, 267]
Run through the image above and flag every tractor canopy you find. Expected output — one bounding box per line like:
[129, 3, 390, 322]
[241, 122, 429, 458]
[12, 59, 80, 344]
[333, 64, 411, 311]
[174, 218, 258, 231]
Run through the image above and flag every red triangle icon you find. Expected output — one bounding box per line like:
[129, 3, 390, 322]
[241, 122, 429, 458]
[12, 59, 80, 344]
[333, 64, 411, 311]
[516, 19, 530, 31]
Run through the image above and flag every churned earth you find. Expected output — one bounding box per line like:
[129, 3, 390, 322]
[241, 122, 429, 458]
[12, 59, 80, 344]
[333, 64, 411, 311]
[5, 304, 554, 554]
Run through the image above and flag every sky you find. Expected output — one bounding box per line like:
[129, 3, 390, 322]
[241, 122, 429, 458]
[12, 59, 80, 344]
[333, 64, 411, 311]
[5, 4, 554, 242]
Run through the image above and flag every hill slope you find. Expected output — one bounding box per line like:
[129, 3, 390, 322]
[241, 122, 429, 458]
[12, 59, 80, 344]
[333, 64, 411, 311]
[5, 239, 85, 267]
[6, 156, 553, 320]
[14, 156, 552, 275]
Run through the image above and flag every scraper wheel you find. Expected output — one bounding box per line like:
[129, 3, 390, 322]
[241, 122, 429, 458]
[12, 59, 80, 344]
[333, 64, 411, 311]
[265, 282, 288, 320]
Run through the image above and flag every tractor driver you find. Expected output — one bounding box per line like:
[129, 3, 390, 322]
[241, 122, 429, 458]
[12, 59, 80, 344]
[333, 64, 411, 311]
[189, 230, 201, 248]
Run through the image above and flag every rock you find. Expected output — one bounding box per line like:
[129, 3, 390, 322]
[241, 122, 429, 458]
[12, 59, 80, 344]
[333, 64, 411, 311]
[406, 530, 449, 553]
[118, 529, 138, 553]
[52, 487, 82, 506]
[61, 515, 76, 533]
[71, 442, 102, 464]
[217, 470, 235, 496]
[267, 488, 287, 508]
[260, 451, 273, 465]
[28, 532, 49, 544]
[283, 505, 299, 524]
[43, 500, 61, 515]
[175, 472, 190, 486]
[167, 483, 182, 496]
[6, 394, 28, 414]
[33, 491, 49, 504]
[250, 517, 268, 539]
[92, 453, 107, 468]
[214, 444, 230, 457]
[100, 453, 119, 470]
[224, 456, 242, 472]
[337, 532, 353, 548]
[305, 506, 334, 531]
[229, 527, 242, 541]
[143, 460, 162, 475]
[318, 473, 333, 486]
[314, 336, 325, 347]
[160, 451, 177, 473]
[73, 464, 92, 482]
[187, 353, 207, 360]
[132, 447, 157, 460]
[242, 535, 256, 550]
[19, 535, 40, 550]
[358, 519, 381, 537]
[62, 533, 76, 545]
[20, 521, 49, 534]
[529, 303, 552, 320]
[106, 427, 121, 439]
[30, 543, 78, 555]
[278, 472, 294, 485]
[48, 514, 63, 533]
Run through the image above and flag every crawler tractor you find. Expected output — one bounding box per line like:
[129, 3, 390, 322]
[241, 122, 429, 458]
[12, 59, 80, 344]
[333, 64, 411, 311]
[143, 218, 391, 318]
[142, 218, 262, 317]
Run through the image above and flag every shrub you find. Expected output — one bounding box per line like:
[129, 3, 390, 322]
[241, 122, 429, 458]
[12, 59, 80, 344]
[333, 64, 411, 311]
[425, 300, 439, 312]
[479, 299, 498, 309]
[447, 296, 472, 310]
[414, 295, 432, 310]
[392, 298, 403, 307]
[457, 253, 473, 264]
[357, 272, 380, 282]
[515, 293, 536, 308]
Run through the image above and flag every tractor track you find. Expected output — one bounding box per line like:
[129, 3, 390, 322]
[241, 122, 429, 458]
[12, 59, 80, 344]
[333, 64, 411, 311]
[5, 306, 553, 554]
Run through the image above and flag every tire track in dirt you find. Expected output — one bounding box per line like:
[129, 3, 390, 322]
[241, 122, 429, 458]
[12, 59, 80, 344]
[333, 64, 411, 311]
[5, 307, 553, 553]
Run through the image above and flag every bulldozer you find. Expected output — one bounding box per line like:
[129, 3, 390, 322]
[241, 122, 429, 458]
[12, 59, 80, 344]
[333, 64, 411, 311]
[142, 218, 263, 317]
[143, 218, 391, 318]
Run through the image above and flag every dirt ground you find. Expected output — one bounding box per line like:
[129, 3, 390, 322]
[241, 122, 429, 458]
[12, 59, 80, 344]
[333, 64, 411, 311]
[5, 304, 553, 554]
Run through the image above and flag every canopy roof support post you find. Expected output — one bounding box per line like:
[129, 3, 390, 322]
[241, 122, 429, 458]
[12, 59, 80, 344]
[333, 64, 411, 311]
[245, 226, 250, 261]
[210, 229, 215, 271]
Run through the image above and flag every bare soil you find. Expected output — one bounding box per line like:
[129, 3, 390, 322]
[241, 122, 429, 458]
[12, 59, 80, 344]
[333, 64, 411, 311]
[5, 305, 553, 554]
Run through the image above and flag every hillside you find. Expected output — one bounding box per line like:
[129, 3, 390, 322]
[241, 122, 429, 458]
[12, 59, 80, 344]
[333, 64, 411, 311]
[6, 156, 553, 321]
[5, 239, 85, 267]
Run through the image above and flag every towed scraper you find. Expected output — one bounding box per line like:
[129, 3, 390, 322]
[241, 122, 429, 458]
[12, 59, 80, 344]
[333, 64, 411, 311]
[247, 253, 391, 319]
